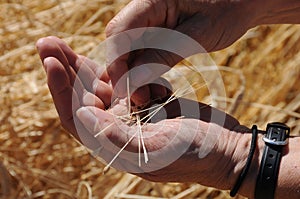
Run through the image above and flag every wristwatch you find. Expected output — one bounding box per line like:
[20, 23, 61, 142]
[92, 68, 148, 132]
[255, 122, 290, 199]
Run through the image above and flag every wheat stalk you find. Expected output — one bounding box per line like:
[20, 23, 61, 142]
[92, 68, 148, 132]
[101, 81, 207, 173]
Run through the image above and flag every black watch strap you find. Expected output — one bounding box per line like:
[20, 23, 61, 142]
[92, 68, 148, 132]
[255, 122, 290, 199]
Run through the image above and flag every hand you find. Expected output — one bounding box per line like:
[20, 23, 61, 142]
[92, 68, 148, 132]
[36, 36, 113, 148]
[36, 36, 257, 197]
[105, 0, 256, 105]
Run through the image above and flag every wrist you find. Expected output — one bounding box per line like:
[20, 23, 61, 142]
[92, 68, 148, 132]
[234, 132, 265, 198]
[224, 126, 265, 198]
[192, 123, 264, 197]
[208, 123, 299, 199]
[195, 124, 258, 191]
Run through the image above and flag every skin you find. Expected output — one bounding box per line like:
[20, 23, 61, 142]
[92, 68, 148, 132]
[105, 0, 300, 105]
[36, 36, 244, 182]
[105, 0, 254, 105]
[36, 36, 300, 199]
[36, 0, 300, 198]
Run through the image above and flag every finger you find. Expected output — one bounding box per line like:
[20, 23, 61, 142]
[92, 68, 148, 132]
[82, 91, 105, 110]
[108, 44, 193, 108]
[105, 0, 175, 37]
[126, 23, 209, 87]
[149, 77, 173, 101]
[36, 37, 78, 88]
[44, 57, 100, 149]
[70, 55, 102, 94]
[78, 107, 150, 173]
[42, 37, 95, 100]
[38, 38, 101, 149]
[43, 37, 89, 97]
[129, 50, 181, 87]
[46, 36, 78, 67]
[44, 37, 101, 85]
[73, 116, 102, 150]
[128, 62, 174, 107]
[105, 0, 176, 97]
[53, 53, 111, 99]
[129, 77, 172, 110]
[41, 40, 111, 106]
[106, 52, 129, 98]
[76, 107, 138, 152]
[36, 37, 70, 69]
[92, 79, 113, 108]
[130, 85, 151, 107]
[76, 106, 125, 138]
[78, 55, 109, 83]
[44, 56, 77, 126]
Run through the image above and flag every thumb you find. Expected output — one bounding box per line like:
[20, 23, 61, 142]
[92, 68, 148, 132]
[129, 49, 183, 88]
[128, 27, 206, 87]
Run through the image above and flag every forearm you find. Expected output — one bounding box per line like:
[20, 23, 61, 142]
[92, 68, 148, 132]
[232, 133, 300, 198]
[274, 136, 300, 199]
[250, 0, 300, 26]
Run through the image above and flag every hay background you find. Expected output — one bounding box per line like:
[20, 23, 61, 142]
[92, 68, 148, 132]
[0, 0, 299, 198]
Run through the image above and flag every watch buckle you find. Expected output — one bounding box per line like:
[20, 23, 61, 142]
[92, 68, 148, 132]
[262, 136, 288, 146]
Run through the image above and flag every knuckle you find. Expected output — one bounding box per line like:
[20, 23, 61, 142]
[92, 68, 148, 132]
[106, 64, 115, 76]
[105, 18, 118, 37]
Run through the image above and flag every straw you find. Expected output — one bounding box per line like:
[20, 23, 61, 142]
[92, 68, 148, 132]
[0, 0, 299, 198]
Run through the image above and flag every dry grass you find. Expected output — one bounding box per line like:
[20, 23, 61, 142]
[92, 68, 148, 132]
[0, 0, 299, 198]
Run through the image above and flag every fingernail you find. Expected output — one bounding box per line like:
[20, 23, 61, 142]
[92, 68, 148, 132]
[76, 107, 95, 121]
[82, 91, 91, 106]
[92, 79, 98, 93]
[35, 38, 45, 50]
[43, 57, 53, 71]
[76, 107, 100, 134]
